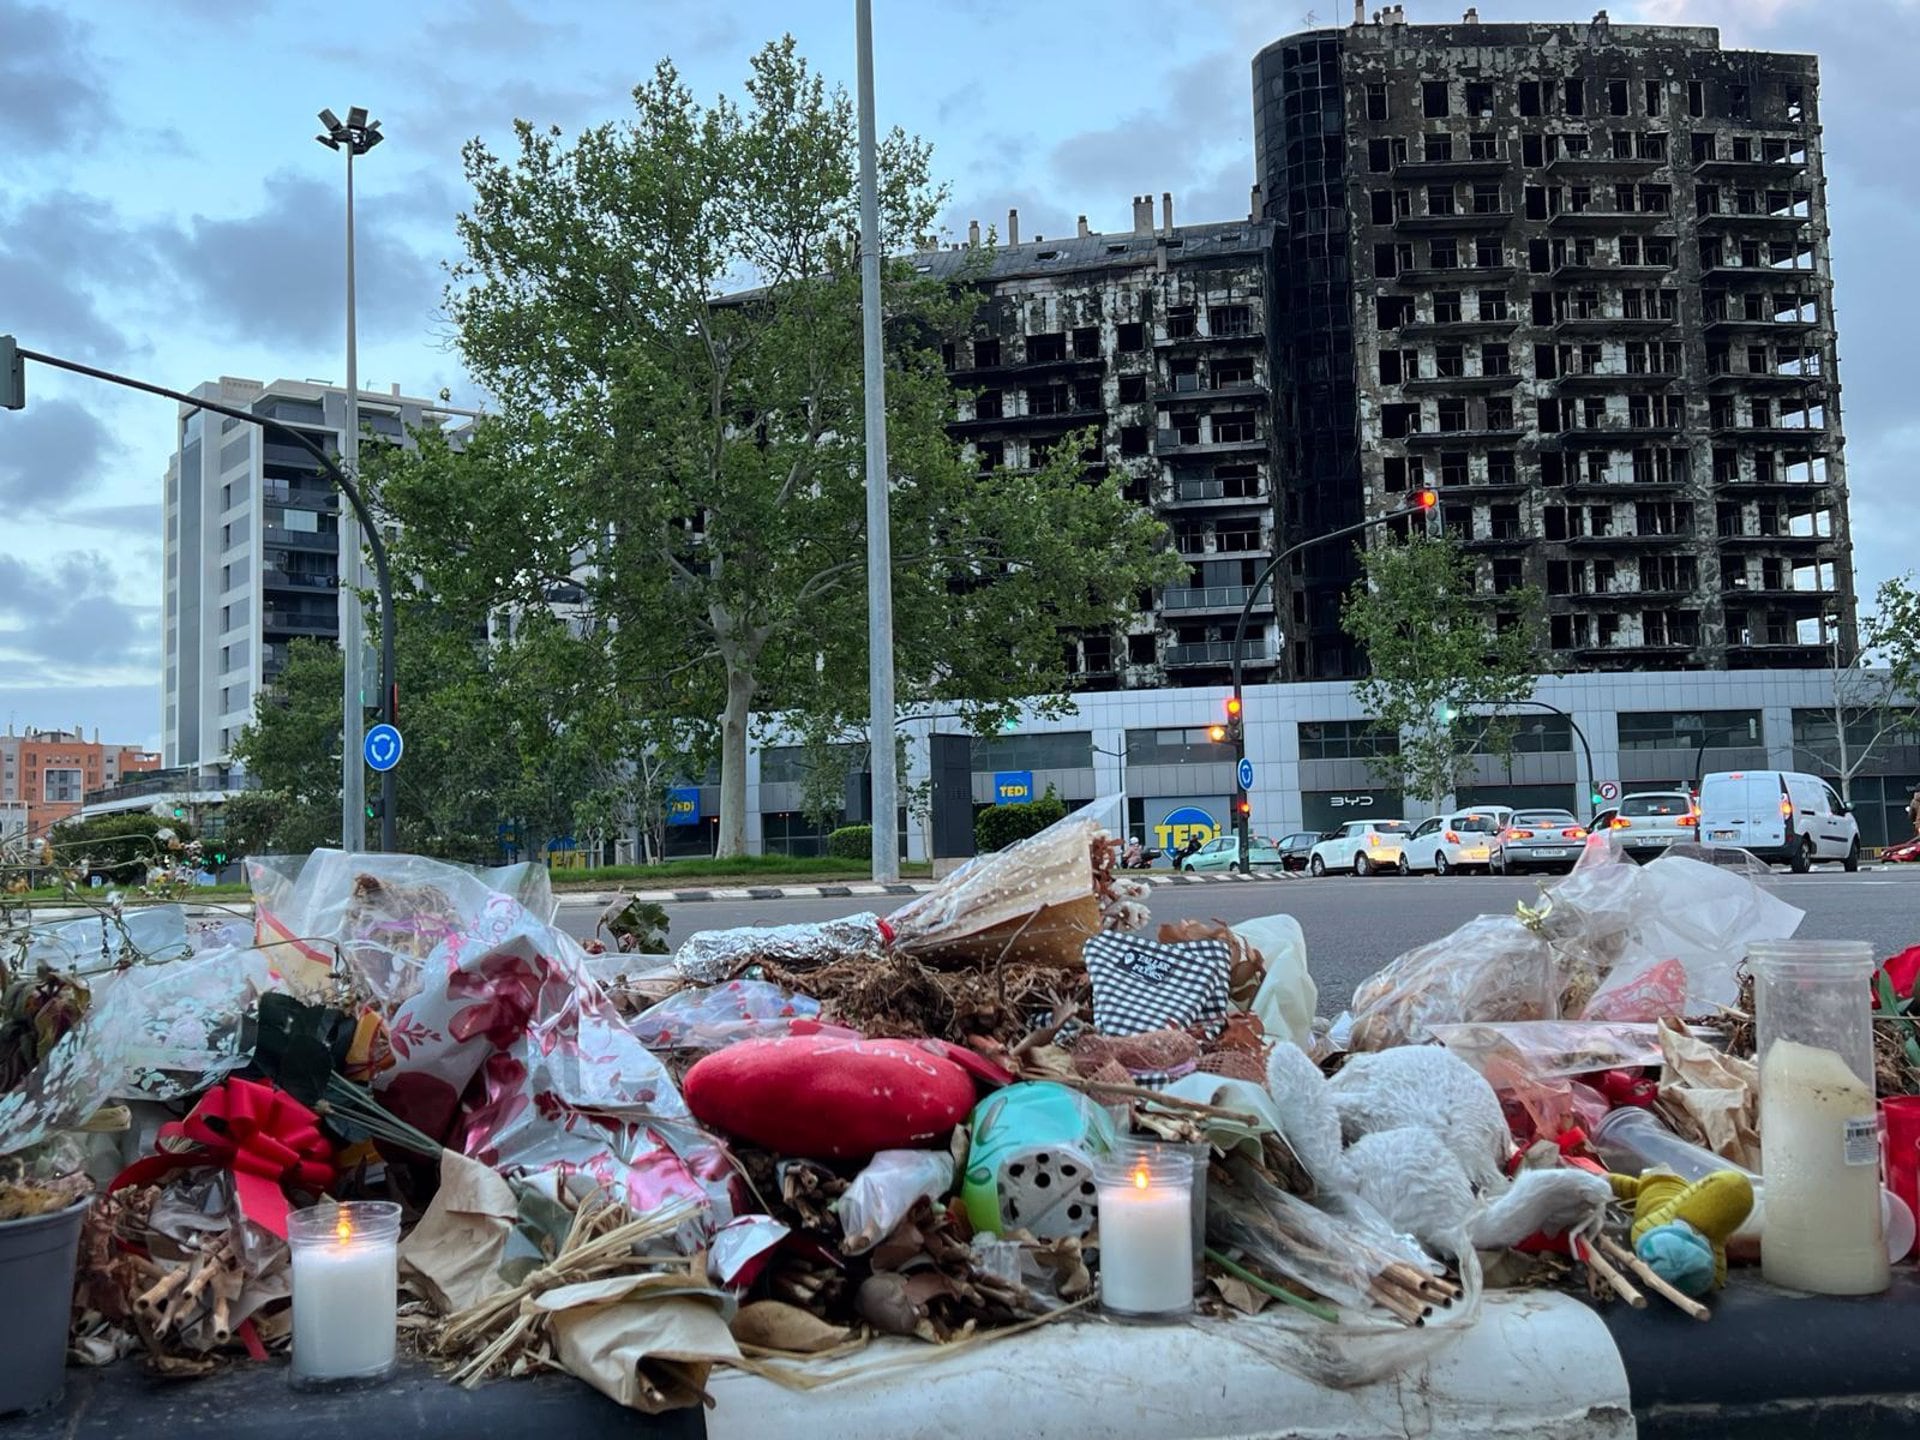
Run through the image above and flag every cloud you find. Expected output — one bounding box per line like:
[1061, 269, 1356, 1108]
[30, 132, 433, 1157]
[0, 398, 115, 513]
[0, 550, 157, 684]
[0, 682, 158, 748]
[417, 0, 579, 56]
[0, 0, 108, 153]
[150, 173, 448, 349]
[0, 191, 157, 360]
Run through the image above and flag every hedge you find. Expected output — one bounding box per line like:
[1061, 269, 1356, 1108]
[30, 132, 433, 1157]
[825, 824, 873, 860]
[973, 785, 1069, 852]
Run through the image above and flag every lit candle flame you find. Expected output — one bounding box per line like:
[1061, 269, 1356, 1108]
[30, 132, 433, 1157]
[335, 1212, 353, 1243]
[1132, 1164, 1150, 1190]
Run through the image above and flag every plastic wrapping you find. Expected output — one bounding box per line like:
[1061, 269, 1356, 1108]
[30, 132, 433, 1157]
[888, 797, 1125, 970]
[94, 944, 285, 1100]
[673, 915, 886, 985]
[0, 969, 141, 1156]
[1429, 1021, 1664, 1080]
[250, 852, 736, 1233]
[23, 906, 192, 974]
[1347, 914, 1558, 1051]
[626, 982, 821, 1051]
[1234, 915, 1316, 1050]
[835, 1150, 956, 1255]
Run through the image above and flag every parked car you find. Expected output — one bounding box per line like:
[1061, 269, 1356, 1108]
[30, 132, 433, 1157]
[1588, 806, 1618, 835]
[1605, 790, 1699, 860]
[1883, 835, 1920, 864]
[1397, 807, 1512, 875]
[1273, 832, 1320, 872]
[1699, 769, 1861, 872]
[1490, 810, 1588, 874]
[1178, 835, 1284, 872]
[1307, 820, 1411, 877]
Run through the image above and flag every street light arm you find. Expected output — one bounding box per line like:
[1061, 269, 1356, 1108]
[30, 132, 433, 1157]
[17, 345, 399, 849]
[1461, 697, 1597, 822]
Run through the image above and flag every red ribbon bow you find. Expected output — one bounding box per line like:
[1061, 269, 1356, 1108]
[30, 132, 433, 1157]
[111, 1078, 336, 1239]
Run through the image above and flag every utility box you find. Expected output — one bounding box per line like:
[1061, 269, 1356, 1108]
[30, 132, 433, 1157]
[928, 733, 975, 861]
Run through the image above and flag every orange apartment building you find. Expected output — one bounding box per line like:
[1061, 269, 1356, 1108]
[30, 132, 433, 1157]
[0, 726, 162, 841]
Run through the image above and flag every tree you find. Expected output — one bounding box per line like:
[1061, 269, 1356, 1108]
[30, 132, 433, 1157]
[375, 40, 1179, 858]
[1342, 533, 1543, 808]
[1791, 574, 1920, 805]
[48, 811, 197, 885]
[230, 638, 344, 855]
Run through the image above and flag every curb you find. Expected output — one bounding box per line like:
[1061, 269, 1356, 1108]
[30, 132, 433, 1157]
[581, 870, 1301, 905]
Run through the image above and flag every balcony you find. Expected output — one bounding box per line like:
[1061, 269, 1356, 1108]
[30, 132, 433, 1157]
[952, 353, 1104, 384]
[951, 405, 1105, 434]
[1709, 423, 1833, 445]
[1718, 531, 1832, 547]
[1402, 372, 1521, 393]
[1702, 263, 1817, 285]
[1393, 154, 1509, 179]
[1401, 426, 1527, 447]
[1162, 584, 1263, 614]
[1693, 155, 1809, 180]
[1547, 209, 1674, 230]
[1395, 317, 1520, 338]
[1155, 429, 1268, 457]
[1552, 313, 1678, 335]
[1392, 210, 1514, 232]
[1151, 381, 1269, 404]
[1552, 369, 1681, 389]
[261, 609, 336, 636]
[261, 526, 338, 552]
[1164, 640, 1269, 668]
[1546, 153, 1663, 176]
[1566, 529, 1694, 547]
[1391, 264, 1515, 286]
[1551, 262, 1674, 283]
[1546, 420, 1687, 445]
[1696, 209, 1812, 231]
[1706, 368, 1826, 391]
[1154, 325, 1262, 348]
[1702, 313, 1820, 335]
[1169, 477, 1267, 506]
[260, 568, 336, 592]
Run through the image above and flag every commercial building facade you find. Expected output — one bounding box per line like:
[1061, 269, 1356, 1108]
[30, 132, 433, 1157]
[0, 726, 161, 840]
[161, 377, 466, 767]
[1254, 14, 1851, 679]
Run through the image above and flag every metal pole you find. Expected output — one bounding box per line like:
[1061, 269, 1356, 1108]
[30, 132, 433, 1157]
[341, 142, 367, 851]
[1464, 697, 1596, 822]
[1228, 503, 1424, 871]
[16, 347, 399, 851]
[855, 0, 899, 884]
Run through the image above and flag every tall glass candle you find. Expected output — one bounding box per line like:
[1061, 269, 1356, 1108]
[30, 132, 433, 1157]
[1096, 1149, 1193, 1318]
[288, 1201, 402, 1387]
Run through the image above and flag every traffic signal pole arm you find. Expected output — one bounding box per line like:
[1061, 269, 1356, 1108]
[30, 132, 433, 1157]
[11, 344, 400, 851]
[1227, 491, 1439, 873]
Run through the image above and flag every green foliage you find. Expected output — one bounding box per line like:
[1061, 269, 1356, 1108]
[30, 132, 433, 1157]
[377, 39, 1180, 860]
[1341, 533, 1543, 807]
[1869, 574, 1920, 702]
[825, 825, 872, 860]
[48, 812, 197, 884]
[973, 785, 1068, 852]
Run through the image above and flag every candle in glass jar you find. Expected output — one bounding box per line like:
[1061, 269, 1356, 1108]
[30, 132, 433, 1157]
[288, 1201, 401, 1386]
[1096, 1152, 1193, 1317]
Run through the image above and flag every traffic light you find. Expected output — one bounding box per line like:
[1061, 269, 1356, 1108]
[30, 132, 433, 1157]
[0, 335, 22, 411]
[1234, 794, 1252, 818]
[1410, 488, 1439, 511]
[210, 846, 229, 867]
[172, 804, 186, 820]
[365, 797, 382, 822]
[1224, 695, 1244, 745]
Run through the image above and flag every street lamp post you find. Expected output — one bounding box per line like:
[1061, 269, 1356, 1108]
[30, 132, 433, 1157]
[1227, 491, 1438, 872]
[1463, 698, 1598, 822]
[317, 106, 384, 852]
[6, 343, 399, 851]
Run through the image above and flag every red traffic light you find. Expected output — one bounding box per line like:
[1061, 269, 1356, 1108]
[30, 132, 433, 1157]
[1235, 797, 1252, 816]
[1224, 696, 1243, 719]
[1411, 488, 1439, 510]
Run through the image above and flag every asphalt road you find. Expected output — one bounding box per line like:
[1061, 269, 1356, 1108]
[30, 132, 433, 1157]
[557, 867, 1920, 1016]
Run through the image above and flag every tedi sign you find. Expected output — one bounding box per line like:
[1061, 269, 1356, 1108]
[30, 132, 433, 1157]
[1153, 805, 1219, 854]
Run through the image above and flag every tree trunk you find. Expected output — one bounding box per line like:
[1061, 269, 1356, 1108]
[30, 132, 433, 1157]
[716, 661, 757, 859]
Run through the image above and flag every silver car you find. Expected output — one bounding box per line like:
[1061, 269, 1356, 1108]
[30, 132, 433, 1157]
[1606, 790, 1699, 861]
[1490, 809, 1589, 875]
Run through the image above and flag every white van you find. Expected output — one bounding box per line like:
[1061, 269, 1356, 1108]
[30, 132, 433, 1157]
[1698, 770, 1861, 872]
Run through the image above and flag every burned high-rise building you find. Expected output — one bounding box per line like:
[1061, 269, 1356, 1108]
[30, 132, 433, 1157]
[1254, 11, 1852, 678]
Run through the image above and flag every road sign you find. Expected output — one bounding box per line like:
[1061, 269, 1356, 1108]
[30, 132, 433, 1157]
[363, 723, 403, 773]
[1597, 780, 1620, 802]
[1237, 757, 1255, 791]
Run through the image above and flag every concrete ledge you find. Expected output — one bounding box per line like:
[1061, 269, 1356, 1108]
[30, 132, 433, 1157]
[704, 1291, 1632, 1440]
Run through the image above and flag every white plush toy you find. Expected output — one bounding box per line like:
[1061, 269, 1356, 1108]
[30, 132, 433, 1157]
[1268, 1042, 1610, 1259]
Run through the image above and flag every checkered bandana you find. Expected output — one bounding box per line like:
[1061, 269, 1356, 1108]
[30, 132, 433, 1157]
[1083, 931, 1231, 1054]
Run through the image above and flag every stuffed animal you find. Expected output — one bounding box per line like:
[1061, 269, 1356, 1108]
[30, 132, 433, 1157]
[1608, 1168, 1754, 1296]
[1267, 1042, 1610, 1258]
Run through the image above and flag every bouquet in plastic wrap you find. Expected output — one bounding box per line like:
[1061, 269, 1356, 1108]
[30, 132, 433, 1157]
[887, 796, 1145, 971]
[1347, 914, 1559, 1051]
[249, 852, 737, 1233]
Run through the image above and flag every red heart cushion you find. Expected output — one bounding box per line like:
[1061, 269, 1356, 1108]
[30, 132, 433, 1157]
[685, 1036, 976, 1159]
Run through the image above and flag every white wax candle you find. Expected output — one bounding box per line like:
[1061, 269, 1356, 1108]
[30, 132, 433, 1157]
[1098, 1164, 1193, 1314]
[291, 1230, 399, 1380]
[1760, 1038, 1889, 1295]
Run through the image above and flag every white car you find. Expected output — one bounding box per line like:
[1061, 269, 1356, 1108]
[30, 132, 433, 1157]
[1397, 807, 1513, 875]
[1605, 790, 1699, 861]
[1307, 820, 1411, 876]
[1699, 770, 1861, 872]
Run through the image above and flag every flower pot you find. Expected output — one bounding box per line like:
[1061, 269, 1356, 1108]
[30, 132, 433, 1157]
[0, 1199, 88, 1416]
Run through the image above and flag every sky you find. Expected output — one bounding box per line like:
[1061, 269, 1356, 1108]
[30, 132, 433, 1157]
[2, 0, 1915, 750]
